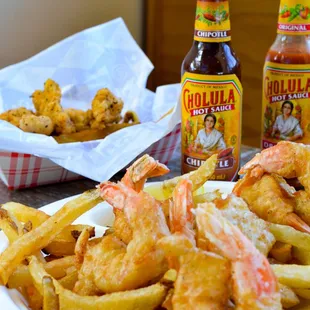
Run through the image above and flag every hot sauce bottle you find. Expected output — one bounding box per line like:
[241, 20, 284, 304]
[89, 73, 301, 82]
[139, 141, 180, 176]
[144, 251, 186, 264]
[262, 0, 310, 150]
[181, 0, 242, 181]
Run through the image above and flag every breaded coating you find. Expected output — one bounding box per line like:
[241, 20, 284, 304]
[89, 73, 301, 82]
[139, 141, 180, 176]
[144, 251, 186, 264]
[90, 88, 123, 130]
[32, 79, 76, 134]
[1, 79, 129, 138]
[0, 107, 34, 127]
[65, 109, 93, 132]
[52, 112, 76, 135]
[19, 115, 54, 135]
[32, 79, 62, 115]
[32, 92, 63, 115]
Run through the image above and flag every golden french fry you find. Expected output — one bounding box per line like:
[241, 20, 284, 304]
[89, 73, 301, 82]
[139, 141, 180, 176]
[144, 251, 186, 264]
[123, 111, 140, 123]
[0, 207, 20, 243]
[161, 154, 218, 198]
[290, 299, 310, 310]
[43, 255, 76, 279]
[2, 202, 49, 227]
[58, 282, 168, 310]
[7, 265, 33, 289]
[0, 189, 101, 285]
[43, 276, 59, 310]
[293, 247, 310, 265]
[43, 240, 76, 257]
[272, 264, 310, 288]
[58, 269, 78, 290]
[8, 255, 75, 289]
[53, 123, 139, 143]
[74, 227, 91, 265]
[193, 190, 223, 205]
[2, 202, 95, 241]
[269, 223, 310, 250]
[160, 269, 177, 285]
[0, 207, 45, 263]
[270, 242, 292, 264]
[29, 256, 168, 310]
[294, 288, 310, 300]
[26, 285, 43, 310]
[162, 288, 174, 310]
[279, 283, 300, 308]
[43, 225, 95, 256]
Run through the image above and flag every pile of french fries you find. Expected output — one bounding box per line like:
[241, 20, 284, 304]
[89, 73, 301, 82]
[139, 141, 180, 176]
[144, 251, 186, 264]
[0, 188, 171, 310]
[2, 156, 310, 309]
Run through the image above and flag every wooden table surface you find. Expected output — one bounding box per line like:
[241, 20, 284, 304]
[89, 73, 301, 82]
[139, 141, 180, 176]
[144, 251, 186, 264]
[0, 145, 259, 209]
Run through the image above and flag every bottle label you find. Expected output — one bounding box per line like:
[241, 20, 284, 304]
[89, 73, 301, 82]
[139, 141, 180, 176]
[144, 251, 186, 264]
[194, 0, 231, 42]
[181, 72, 242, 181]
[262, 61, 310, 149]
[278, 0, 310, 35]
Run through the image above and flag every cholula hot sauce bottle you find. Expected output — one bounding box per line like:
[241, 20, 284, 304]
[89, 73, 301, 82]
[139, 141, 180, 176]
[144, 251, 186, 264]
[262, 0, 310, 150]
[181, 0, 242, 181]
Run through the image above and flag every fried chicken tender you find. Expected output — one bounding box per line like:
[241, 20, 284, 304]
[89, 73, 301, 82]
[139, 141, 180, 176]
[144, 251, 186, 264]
[32, 79, 76, 134]
[32, 79, 62, 115]
[2, 79, 130, 139]
[90, 88, 124, 130]
[19, 115, 54, 135]
[65, 109, 93, 132]
[0, 107, 33, 127]
[52, 112, 76, 135]
[32, 92, 62, 116]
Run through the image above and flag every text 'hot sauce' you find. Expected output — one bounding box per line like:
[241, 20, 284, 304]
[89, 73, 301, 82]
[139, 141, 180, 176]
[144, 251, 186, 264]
[181, 0, 242, 181]
[262, 0, 310, 150]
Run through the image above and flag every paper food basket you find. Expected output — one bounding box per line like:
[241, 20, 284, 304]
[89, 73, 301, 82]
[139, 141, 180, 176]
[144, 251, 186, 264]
[0, 18, 182, 190]
[0, 124, 180, 190]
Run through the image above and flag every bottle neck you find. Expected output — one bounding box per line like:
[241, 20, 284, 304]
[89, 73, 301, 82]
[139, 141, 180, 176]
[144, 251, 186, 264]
[192, 40, 232, 48]
[277, 0, 310, 36]
[194, 0, 231, 43]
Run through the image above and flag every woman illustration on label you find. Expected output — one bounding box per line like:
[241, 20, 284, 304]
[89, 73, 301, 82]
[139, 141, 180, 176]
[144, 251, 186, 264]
[194, 113, 227, 152]
[272, 101, 303, 141]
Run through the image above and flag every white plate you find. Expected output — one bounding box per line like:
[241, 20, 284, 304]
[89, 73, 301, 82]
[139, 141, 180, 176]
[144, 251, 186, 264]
[0, 181, 235, 309]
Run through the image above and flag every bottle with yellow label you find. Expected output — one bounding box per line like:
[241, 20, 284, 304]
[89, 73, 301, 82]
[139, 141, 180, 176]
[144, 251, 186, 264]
[262, 0, 310, 151]
[181, 0, 242, 181]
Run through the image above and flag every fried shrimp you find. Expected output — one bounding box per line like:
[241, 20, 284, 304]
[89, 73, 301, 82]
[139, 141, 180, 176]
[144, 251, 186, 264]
[158, 180, 231, 310]
[233, 173, 310, 234]
[240, 141, 310, 192]
[110, 155, 170, 244]
[90, 182, 170, 293]
[196, 203, 282, 310]
[90, 88, 124, 130]
[294, 190, 310, 226]
[121, 154, 170, 192]
[73, 235, 126, 296]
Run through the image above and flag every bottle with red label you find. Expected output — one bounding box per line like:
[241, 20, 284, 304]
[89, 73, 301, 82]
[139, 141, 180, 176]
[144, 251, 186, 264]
[262, 0, 310, 151]
[181, 0, 242, 181]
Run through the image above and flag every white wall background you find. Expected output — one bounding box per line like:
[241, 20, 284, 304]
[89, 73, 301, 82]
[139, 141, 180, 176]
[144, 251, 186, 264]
[0, 0, 143, 68]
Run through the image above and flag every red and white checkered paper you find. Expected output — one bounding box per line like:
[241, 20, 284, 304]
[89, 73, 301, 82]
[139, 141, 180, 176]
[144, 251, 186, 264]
[0, 124, 180, 190]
